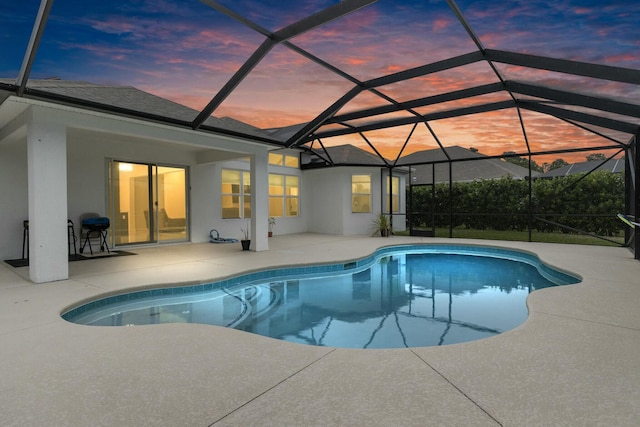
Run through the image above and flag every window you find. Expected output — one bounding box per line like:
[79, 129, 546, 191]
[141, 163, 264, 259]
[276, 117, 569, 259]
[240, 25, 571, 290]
[269, 174, 299, 217]
[285, 175, 299, 216]
[221, 169, 251, 219]
[352, 175, 371, 213]
[268, 153, 283, 166]
[385, 176, 400, 213]
[284, 155, 299, 168]
[269, 153, 299, 168]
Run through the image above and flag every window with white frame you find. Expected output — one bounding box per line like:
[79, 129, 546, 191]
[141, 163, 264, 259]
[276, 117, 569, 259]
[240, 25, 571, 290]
[385, 175, 400, 213]
[352, 174, 371, 213]
[269, 174, 299, 217]
[269, 152, 299, 168]
[221, 169, 251, 219]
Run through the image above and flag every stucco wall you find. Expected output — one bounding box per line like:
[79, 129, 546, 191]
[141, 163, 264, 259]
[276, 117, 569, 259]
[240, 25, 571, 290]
[305, 168, 343, 235]
[342, 167, 383, 236]
[0, 139, 28, 260]
[305, 167, 396, 236]
[0, 100, 267, 261]
[208, 157, 308, 241]
[66, 128, 197, 229]
[0, 100, 406, 263]
[190, 163, 217, 243]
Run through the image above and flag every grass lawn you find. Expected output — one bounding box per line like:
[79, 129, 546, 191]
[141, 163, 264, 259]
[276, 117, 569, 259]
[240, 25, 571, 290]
[397, 228, 626, 247]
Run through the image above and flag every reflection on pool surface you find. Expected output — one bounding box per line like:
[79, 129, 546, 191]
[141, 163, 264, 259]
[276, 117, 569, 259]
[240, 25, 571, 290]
[62, 245, 580, 348]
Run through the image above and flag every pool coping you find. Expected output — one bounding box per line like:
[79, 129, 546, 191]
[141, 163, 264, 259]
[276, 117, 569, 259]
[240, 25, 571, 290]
[2, 235, 639, 426]
[61, 242, 581, 322]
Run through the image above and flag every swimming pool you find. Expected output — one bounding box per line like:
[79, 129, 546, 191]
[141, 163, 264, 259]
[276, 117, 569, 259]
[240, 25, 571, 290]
[62, 244, 580, 348]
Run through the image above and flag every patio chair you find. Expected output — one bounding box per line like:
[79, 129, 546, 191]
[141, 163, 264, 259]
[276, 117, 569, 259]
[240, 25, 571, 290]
[157, 208, 186, 232]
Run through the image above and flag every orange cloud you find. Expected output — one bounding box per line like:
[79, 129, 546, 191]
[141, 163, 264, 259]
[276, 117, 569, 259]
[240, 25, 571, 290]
[314, 104, 625, 165]
[573, 7, 592, 15]
[345, 57, 369, 66]
[41, 0, 633, 170]
[432, 17, 452, 32]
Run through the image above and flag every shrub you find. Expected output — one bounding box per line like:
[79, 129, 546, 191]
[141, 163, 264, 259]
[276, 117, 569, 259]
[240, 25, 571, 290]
[408, 172, 624, 236]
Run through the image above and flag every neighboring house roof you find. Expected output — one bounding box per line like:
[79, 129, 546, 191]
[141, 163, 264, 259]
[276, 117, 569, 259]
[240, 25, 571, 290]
[0, 79, 276, 141]
[537, 158, 625, 178]
[301, 144, 388, 168]
[399, 146, 535, 184]
[301, 144, 531, 183]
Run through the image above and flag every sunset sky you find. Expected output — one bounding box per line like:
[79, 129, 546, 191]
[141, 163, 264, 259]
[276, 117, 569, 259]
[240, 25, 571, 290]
[2, 0, 639, 163]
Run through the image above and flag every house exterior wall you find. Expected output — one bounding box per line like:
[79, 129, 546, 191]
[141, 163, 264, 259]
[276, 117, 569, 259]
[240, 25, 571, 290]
[306, 167, 345, 235]
[0, 138, 28, 260]
[304, 167, 407, 236]
[210, 155, 307, 241]
[342, 167, 378, 236]
[66, 128, 199, 237]
[0, 98, 271, 266]
[387, 170, 407, 234]
[191, 162, 218, 243]
[266, 158, 308, 236]
[0, 97, 406, 272]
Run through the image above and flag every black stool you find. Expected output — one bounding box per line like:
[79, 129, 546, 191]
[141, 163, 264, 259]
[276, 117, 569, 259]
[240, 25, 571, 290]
[21, 220, 77, 260]
[68, 220, 77, 256]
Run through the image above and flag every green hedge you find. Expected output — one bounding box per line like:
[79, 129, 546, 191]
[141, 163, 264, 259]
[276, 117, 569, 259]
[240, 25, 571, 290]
[408, 172, 624, 236]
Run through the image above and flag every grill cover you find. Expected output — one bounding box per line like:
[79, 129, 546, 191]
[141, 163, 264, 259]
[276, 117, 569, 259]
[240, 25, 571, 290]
[82, 217, 110, 228]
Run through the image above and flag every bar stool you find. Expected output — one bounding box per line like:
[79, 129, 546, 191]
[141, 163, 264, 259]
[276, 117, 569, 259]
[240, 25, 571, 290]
[68, 220, 77, 256]
[21, 220, 28, 260]
[21, 220, 78, 260]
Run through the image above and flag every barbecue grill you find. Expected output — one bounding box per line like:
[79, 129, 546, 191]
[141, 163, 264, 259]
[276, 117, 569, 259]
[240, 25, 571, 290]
[80, 216, 110, 255]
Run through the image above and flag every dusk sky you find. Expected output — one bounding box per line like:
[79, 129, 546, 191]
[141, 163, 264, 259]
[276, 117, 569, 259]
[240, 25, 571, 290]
[2, 0, 639, 163]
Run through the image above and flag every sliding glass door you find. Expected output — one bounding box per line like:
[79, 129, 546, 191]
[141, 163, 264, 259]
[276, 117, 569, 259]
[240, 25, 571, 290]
[109, 161, 188, 246]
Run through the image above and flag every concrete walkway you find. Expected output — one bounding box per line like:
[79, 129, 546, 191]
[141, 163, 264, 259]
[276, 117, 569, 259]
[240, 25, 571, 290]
[1, 234, 639, 426]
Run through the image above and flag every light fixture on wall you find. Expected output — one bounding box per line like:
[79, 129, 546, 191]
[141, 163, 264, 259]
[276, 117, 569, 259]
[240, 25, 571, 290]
[118, 163, 133, 172]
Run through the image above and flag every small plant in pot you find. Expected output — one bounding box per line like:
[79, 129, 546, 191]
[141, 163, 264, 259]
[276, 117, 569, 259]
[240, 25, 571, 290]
[372, 212, 391, 237]
[268, 217, 276, 237]
[240, 221, 251, 250]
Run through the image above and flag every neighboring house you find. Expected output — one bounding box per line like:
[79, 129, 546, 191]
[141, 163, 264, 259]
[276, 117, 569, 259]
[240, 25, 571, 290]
[536, 158, 625, 179]
[398, 146, 536, 184]
[0, 80, 405, 282]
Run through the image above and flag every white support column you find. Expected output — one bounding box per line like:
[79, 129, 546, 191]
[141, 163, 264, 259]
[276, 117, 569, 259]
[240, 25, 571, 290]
[27, 106, 69, 283]
[250, 150, 269, 251]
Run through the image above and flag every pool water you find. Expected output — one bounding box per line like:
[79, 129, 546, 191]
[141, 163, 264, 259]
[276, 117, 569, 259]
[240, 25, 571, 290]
[63, 245, 580, 348]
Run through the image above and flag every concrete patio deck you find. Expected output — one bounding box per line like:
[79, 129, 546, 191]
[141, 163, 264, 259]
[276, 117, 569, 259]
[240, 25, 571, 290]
[1, 234, 639, 426]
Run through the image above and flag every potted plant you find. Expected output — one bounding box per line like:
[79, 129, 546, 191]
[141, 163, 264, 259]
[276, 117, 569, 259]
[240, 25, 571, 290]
[372, 212, 391, 237]
[268, 217, 276, 237]
[240, 221, 251, 250]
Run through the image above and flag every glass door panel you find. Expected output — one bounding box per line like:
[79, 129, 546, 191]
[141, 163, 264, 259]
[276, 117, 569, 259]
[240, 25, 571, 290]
[110, 161, 187, 246]
[157, 166, 187, 242]
[111, 161, 153, 245]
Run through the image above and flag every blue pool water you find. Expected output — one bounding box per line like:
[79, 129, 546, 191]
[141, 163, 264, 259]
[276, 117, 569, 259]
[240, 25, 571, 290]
[62, 245, 580, 348]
